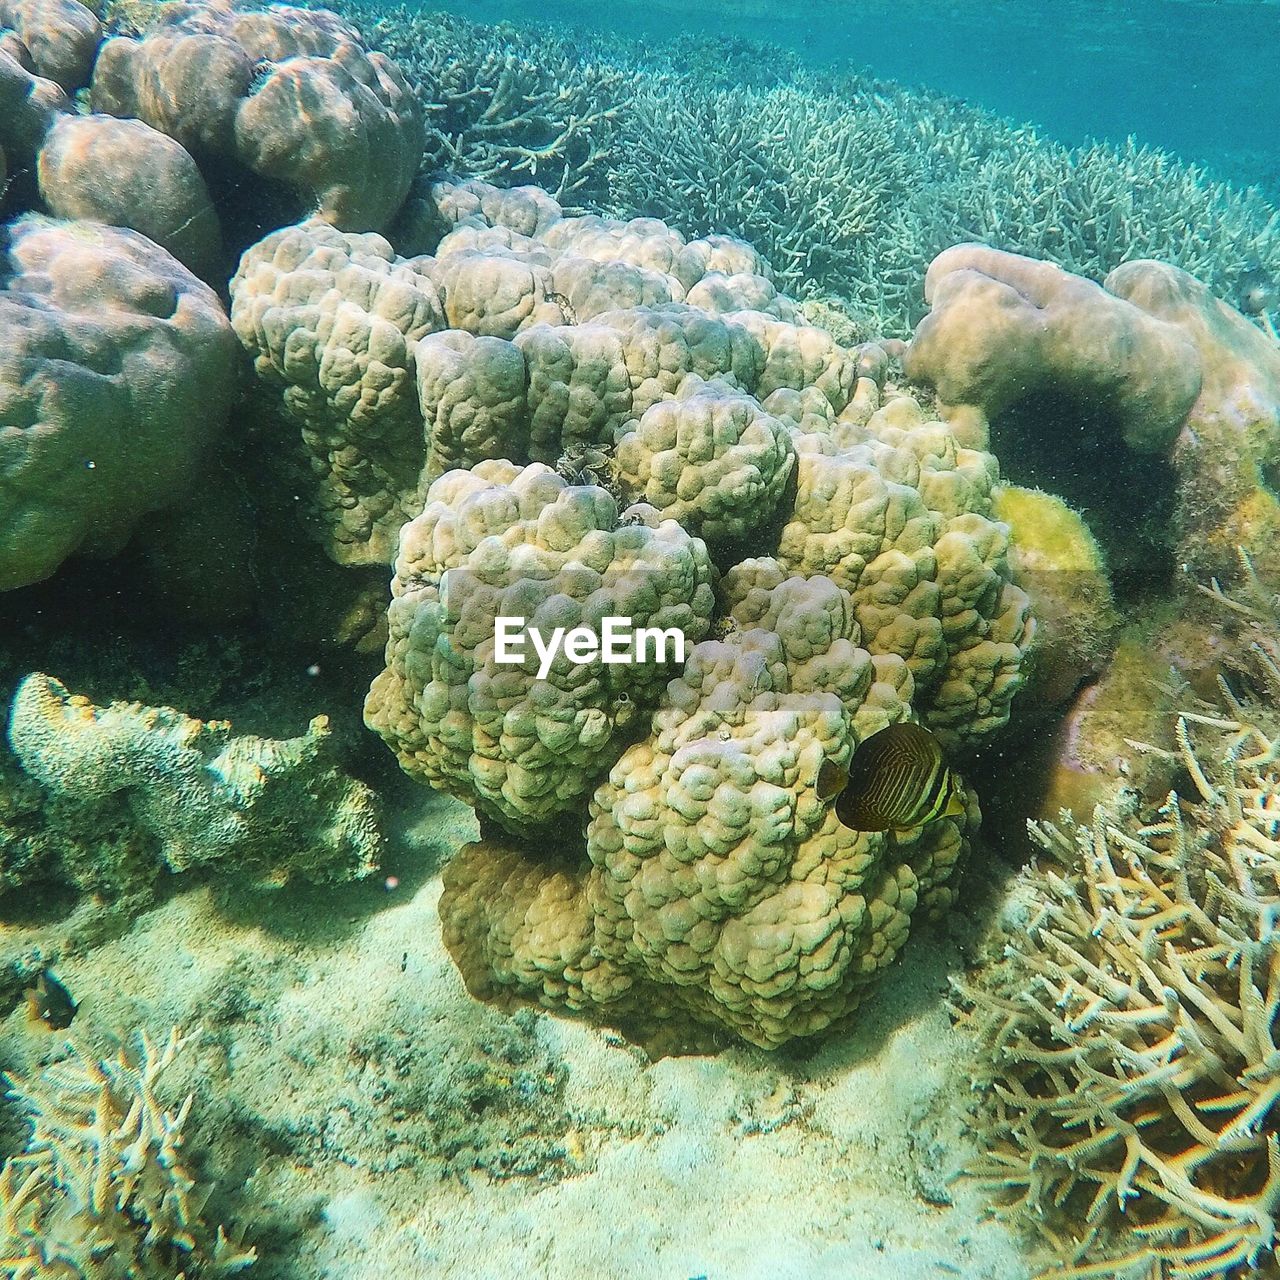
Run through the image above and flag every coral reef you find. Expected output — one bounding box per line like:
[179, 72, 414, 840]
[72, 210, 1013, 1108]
[436, 563, 989, 1049]
[335, 4, 1280, 332]
[229, 180, 843, 567]
[0, 213, 237, 592]
[956, 565, 1280, 1278]
[6, 673, 381, 898]
[302, 177, 1037, 1048]
[364, 460, 716, 836]
[0, 1026, 255, 1277]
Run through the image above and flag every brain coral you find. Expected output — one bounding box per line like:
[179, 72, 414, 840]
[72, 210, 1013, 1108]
[90, 0, 423, 233]
[364, 460, 716, 835]
[0, 214, 237, 591]
[7, 673, 381, 895]
[440, 573, 973, 1049]
[1, 1026, 255, 1277]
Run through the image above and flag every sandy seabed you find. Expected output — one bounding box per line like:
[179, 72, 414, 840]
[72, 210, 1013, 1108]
[1, 787, 1028, 1280]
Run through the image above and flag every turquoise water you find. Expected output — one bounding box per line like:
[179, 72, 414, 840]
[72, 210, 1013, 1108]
[433, 0, 1280, 182]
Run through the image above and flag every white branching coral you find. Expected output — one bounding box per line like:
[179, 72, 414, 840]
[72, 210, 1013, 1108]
[956, 686, 1280, 1279]
[0, 1028, 255, 1278]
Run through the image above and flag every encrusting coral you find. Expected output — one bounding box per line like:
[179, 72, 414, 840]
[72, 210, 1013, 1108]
[5, 673, 381, 898]
[955, 577, 1280, 1278]
[0, 1026, 256, 1278]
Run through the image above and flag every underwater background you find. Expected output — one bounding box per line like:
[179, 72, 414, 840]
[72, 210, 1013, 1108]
[5, 0, 1280, 1277]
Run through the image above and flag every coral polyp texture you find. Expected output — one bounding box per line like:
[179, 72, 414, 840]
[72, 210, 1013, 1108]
[6, 673, 381, 898]
[230, 179, 813, 568]
[0, 214, 237, 591]
[338, 179, 1038, 1047]
[229, 218, 447, 564]
[956, 664, 1280, 1278]
[364, 460, 716, 835]
[0, 1026, 255, 1278]
[441, 572, 972, 1050]
[903, 243, 1280, 584]
[610, 374, 796, 557]
[90, 0, 423, 234]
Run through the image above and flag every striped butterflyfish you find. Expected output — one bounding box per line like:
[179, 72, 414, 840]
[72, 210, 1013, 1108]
[817, 722, 965, 833]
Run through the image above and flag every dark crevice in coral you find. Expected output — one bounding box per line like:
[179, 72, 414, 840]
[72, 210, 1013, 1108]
[989, 388, 1179, 604]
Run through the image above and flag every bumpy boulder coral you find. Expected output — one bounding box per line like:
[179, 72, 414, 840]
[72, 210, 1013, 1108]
[440, 574, 973, 1049]
[36, 112, 223, 278]
[90, 0, 423, 232]
[229, 218, 445, 564]
[355, 186, 1037, 1049]
[0, 43, 68, 167]
[6, 673, 382, 895]
[1, 1027, 255, 1277]
[231, 180, 876, 566]
[0, 214, 237, 591]
[0, 0, 101, 91]
[904, 244, 1280, 583]
[776, 392, 1032, 748]
[364, 461, 716, 835]
[612, 374, 796, 557]
[905, 244, 1203, 453]
[415, 329, 528, 479]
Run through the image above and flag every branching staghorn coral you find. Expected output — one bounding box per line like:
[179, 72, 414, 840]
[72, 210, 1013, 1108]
[0, 1027, 255, 1278]
[343, 8, 632, 205]
[331, 6, 1280, 333]
[955, 619, 1280, 1278]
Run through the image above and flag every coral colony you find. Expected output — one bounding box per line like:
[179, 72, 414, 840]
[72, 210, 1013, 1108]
[4, 0, 1280, 1274]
